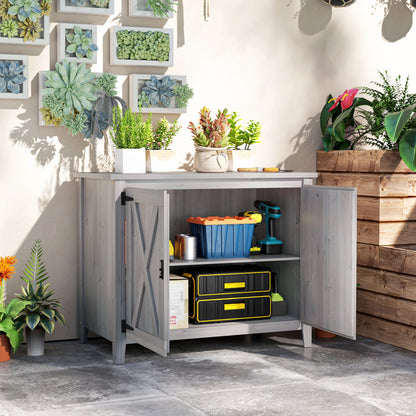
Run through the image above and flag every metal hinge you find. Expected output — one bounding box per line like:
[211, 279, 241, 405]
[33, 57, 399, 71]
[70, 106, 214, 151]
[121, 320, 134, 333]
[121, 192, 133, 206]
[159, 259, 164, 280]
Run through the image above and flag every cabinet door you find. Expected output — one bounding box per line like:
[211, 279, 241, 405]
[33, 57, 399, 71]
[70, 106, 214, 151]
[300, 185, 357, 339]
[125, 187, 170, 356]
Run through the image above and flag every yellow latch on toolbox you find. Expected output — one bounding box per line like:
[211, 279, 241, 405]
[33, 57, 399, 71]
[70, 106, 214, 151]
[224, 282, 245, 289]
[224, 303, 246, 311]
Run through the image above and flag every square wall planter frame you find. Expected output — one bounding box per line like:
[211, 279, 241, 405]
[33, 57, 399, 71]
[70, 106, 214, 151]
[58, 0, 115, 15]
[57, 23, 98, 64]
[129, 74, 186, 114]
[128, 0, 174, 18]
[0, 16, 49, 46]
[110, 26, 174, 67]
[0, 54, 29, 99]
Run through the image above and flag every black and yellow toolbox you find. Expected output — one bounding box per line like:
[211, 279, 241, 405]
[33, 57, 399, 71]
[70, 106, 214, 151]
[183, 265, 272, 324]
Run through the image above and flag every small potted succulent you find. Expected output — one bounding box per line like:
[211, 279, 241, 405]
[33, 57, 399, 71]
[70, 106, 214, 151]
[145, 117, 180, 172]
[111, 107, 151, 173]
[14, 240, 66, 357]
[227, 111, 261, 171]
[188, 107, 230, 172]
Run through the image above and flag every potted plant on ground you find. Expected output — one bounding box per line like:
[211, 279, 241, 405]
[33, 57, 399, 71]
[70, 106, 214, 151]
[111, 107, 152, 173]
[0, 256, 30, 361]
[188, 107, 230, 172]
[145, 117, 180, 172]
[227, 111, 261, 171]
[14, 240, 66, 357]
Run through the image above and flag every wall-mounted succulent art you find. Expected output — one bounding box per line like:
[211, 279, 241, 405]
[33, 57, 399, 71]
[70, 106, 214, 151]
[0, 0, 51, 45]
[0, 54, 28, 99]
[110, 26, 174, 67]
[128, 0, 175, 18]
[57, 0, 114, 15]
[57, 23, 98, 64]
[39, 61, 127, 139]
[129, 74, 193, 114]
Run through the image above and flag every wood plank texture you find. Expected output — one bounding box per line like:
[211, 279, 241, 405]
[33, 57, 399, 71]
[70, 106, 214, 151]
[357, 220, 416, 245]
[358, 266, 416, 301]
[317, 150, 412, 173]
[358, 196, 416, 221]
[357, 313, 416, 352]
[357, 243, 416, 275]
[318, 172, 416, 197]
[357, 289, 416, 326]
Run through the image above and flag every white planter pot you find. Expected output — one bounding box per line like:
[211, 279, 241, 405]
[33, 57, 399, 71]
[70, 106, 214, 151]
[115, 148, 146, 173]
[26, 327, 45, 357]
[146, 149, 177, 172]
[194, 146, 229, 173]
[228, 149, 257, 172]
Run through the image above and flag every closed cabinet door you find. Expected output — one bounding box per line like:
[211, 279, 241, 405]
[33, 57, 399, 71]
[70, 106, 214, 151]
[301, 185, 357, 339]
[125, 187, 170, 356]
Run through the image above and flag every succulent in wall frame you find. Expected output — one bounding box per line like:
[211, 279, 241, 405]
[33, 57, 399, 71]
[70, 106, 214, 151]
[0, 59, 26, 94]
[65, 26, 98, 59]
[8, 0, 42, 22]
[146, 0, 176, 18]
[321, 0, 356, 6]
[90, 0, 109, 7]
[0, 18, 19, 37]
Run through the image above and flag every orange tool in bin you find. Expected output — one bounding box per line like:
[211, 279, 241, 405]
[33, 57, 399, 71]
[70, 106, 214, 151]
[187, 216, 257, 259]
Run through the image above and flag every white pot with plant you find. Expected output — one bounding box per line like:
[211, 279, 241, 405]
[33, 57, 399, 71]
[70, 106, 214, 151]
[111, 107, 151, 173]
[146, 117, 180, 172]
[227, 112, 261, 171]
[188, 107, 230, 172]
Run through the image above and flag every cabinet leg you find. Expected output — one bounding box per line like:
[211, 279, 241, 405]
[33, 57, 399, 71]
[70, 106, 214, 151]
[112, 337, 126, 365]
[302, 324, 312, 348]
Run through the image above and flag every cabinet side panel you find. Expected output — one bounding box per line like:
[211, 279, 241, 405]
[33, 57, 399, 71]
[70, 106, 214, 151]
[84, 179, 117, 341]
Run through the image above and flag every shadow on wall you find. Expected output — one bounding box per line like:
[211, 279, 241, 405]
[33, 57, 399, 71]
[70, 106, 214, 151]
[6, 181, 79, 341]
[292, 0, 413, 42]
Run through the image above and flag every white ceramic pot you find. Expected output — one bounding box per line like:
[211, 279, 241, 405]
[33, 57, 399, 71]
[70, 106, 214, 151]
[146, 149, 177, 172]
[114, 148, 146, 173]
[228, 149, 257, 172]
[194, 146, 229, 173]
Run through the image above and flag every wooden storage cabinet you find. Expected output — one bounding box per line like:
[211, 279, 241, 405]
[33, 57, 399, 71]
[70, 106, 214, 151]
[75, 172, 357, 364]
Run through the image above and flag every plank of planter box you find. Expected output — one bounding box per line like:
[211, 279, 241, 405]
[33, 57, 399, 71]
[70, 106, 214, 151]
[357, 243, 416, 275]
[357, 289, 416, 327]
[358, 196, 416, 221]
[318, 172, 416, 197]
[357, 313, 416, 353]
[357, 220, 416, 245]
[317, 150, 412, 173]
[357, 266, 416, 301]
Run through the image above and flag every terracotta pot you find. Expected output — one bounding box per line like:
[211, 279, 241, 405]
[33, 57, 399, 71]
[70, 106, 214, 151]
[315, 328, 336, 338]
[0, 333, 11, 362]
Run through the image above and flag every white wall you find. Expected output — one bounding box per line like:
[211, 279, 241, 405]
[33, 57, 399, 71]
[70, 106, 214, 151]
[1, 0, 415, 340]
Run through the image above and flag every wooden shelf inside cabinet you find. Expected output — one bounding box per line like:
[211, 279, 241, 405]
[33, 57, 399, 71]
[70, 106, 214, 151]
[169, 315, 301, 341]
[169, 254, 300, 267]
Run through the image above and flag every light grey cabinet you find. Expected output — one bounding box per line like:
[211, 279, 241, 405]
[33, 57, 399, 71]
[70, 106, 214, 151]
[75, 172, 357, 364]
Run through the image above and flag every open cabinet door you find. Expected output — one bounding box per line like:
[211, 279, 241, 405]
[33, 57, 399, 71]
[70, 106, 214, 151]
[301, 185, 357, 339]
[125, 187, 170, 356]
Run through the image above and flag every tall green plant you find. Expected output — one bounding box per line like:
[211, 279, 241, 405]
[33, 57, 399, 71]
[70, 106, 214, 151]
[146, 0, 177, 17]
[14, 240, 66, 335]
[110, 107, 152, 149]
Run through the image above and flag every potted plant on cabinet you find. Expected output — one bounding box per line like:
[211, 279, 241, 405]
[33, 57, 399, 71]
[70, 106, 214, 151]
[14, 240, 66, 357]
[227, 111, 261, 171]
[0, 256, 30, 361]
[188, 106, 230, 172]
[145, 117, 180, 172]
[111, 107, 151, 173]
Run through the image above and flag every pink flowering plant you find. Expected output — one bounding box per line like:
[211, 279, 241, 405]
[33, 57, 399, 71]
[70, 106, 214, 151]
[320, 88, 372, 151]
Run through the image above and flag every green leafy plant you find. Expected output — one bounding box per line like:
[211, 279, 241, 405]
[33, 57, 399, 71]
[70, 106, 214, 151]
[227, 112, 261, 150]
[146, 117, 180, 150]
[116, 30, 170, 62]
[173, 83, 193, 108]
[14, 240, 66, 335]
[90, 0, 109, 7]
[66, 26, 98, 60]
[8, 0, 42, 23]
[0, 18, 19, 38]
[146, 0, 176, 17]
[188, 107, 230, 148]
[110, 107, 152, 149]
[0, 256, 30, 353]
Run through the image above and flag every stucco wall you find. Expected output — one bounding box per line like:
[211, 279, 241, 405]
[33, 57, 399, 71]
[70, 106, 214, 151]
[1, 0, 415, 340]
